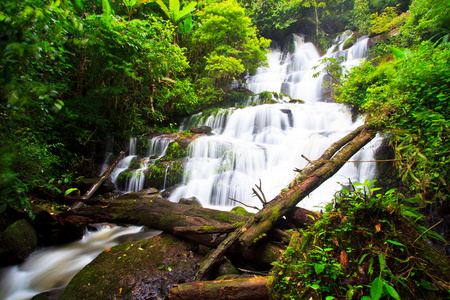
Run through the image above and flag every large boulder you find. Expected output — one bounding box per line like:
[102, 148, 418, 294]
[61, 234, 204, 299]
[190, 125, 212, 134]
[0, 219, 38, 266]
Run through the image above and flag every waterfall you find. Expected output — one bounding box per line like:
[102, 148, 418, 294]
[110, 135, 174, 193]
[170, 32, 380, 211]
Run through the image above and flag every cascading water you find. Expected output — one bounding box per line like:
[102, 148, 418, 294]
[0, 226, 160, 300]
[110, 135, 175, 193]
[171, 32, 380, 211]
[0, 31, 381, 300]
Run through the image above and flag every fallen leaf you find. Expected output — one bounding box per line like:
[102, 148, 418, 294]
[340, 250, 348, 268]
[119, 288, 122, 294]
[375, 223, 381, 232]
[104, 248, 111, 253]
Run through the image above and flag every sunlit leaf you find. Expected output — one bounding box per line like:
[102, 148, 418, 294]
[370, 277, 383, 300]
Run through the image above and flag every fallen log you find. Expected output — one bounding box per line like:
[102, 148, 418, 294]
[69, 150, 127, 210]
[61, 191, 285, 266]
[194, 125, 376, 280]
[173, 223, 243, 235]
[240, 125, 376, 246]
[168, 276, 271, 300]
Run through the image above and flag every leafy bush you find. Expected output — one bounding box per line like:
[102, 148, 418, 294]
[335, 43, 450, 209]
[270, 180, 450, 299]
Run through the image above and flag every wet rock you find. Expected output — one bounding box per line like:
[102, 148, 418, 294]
[190, 125, 212, 134]
[179, 196, 203, 207]
[0, 219, 38, 266]
[215, 260, 240, 278]
[61, 234, 204, 300]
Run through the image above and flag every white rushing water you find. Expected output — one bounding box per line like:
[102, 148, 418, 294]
[0, 31, 381, 300]
[110, 135, 175, 192]
[170, 33, 381, 212]
[0, 226, 160, 300]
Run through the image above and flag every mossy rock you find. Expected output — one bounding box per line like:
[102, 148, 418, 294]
[230, 206, 254, 217]
[343, 37, 355, 50]
[178, 196, 203, 207]
[61, 234, 203, 300]
[214, 260, 240, 278]
[190, 125, 212, 135]
[0, 219, 38, 266]
[289, 98, 305, 104]
[145, 161, 184, 190]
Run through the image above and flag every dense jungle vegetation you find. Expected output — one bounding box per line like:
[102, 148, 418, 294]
[0, 0, 449, 297]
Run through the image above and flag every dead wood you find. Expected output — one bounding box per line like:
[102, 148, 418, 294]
[194, 125, 376, 280]
[61, 192, 284, 266]
[69, 150, 126, 210]
[168, 276, 271, 300]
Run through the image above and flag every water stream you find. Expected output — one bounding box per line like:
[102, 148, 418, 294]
[0, 32, 381, 299]
[0, 226, 160, 300]
[170, 33, 381, 211]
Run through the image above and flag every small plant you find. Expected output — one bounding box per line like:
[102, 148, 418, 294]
[270, 180, 450, 299]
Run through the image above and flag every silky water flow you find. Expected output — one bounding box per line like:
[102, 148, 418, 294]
[0, 32, 381, 299]
[170, 33, 380, 211]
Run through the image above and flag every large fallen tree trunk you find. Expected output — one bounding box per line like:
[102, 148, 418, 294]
[195, 125, 376, 280]
[168, 276, 271, 300]
[240, 125, 376, 246]
[61, 191, 284, 266]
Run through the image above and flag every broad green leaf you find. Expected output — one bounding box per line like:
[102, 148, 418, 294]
[102, 0, 112, 18]
[384, 282, 400, 300]
[155, 0, 170, 19]
[370, 277, 384, 300]
[170, 0, 179, 17]
[420, 279, 439, 291]
[65, 188, 79, 196]
[176, 1, 197, 21]
[314, 263, 325, 275]
[378, 253, 386, 273]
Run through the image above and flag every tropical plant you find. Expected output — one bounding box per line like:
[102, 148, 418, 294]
[270, 180, 450, 299]
[335, 42, 450, 212]
[154, 0, 196, 42]
[189, 0, 269, 101]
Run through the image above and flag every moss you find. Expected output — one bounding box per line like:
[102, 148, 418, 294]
[161, 142, 186, 162]
[230, 206, 254, 217]
[0, 219, 38, 265]
[342, 37, 355, 50]
[61, 234, 203, 300]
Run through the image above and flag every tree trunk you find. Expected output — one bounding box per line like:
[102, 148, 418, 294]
[168, 276, 271, 300]
[194, 125, 376, 280]
[61, 192, 284, 266]
[69, 150, 127, 210]
[239, 125, 376, 246]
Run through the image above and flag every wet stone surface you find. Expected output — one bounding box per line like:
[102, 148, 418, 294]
[61, 233, 204, 300]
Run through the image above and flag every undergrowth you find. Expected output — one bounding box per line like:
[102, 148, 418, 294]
[270, 179, 450, 299]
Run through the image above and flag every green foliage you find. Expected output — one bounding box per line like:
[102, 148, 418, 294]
[370, 5, 404, 35]
[402, 0, 450, 44]
[188, 0, 269, 102]
[160, 141, 186, 161]
[154, 0, 196, 25]
[270, 180, 450, 299]
[313, 56, 346, 88]
[351, 0, 370, 34]
[336, 43, 450, 208]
